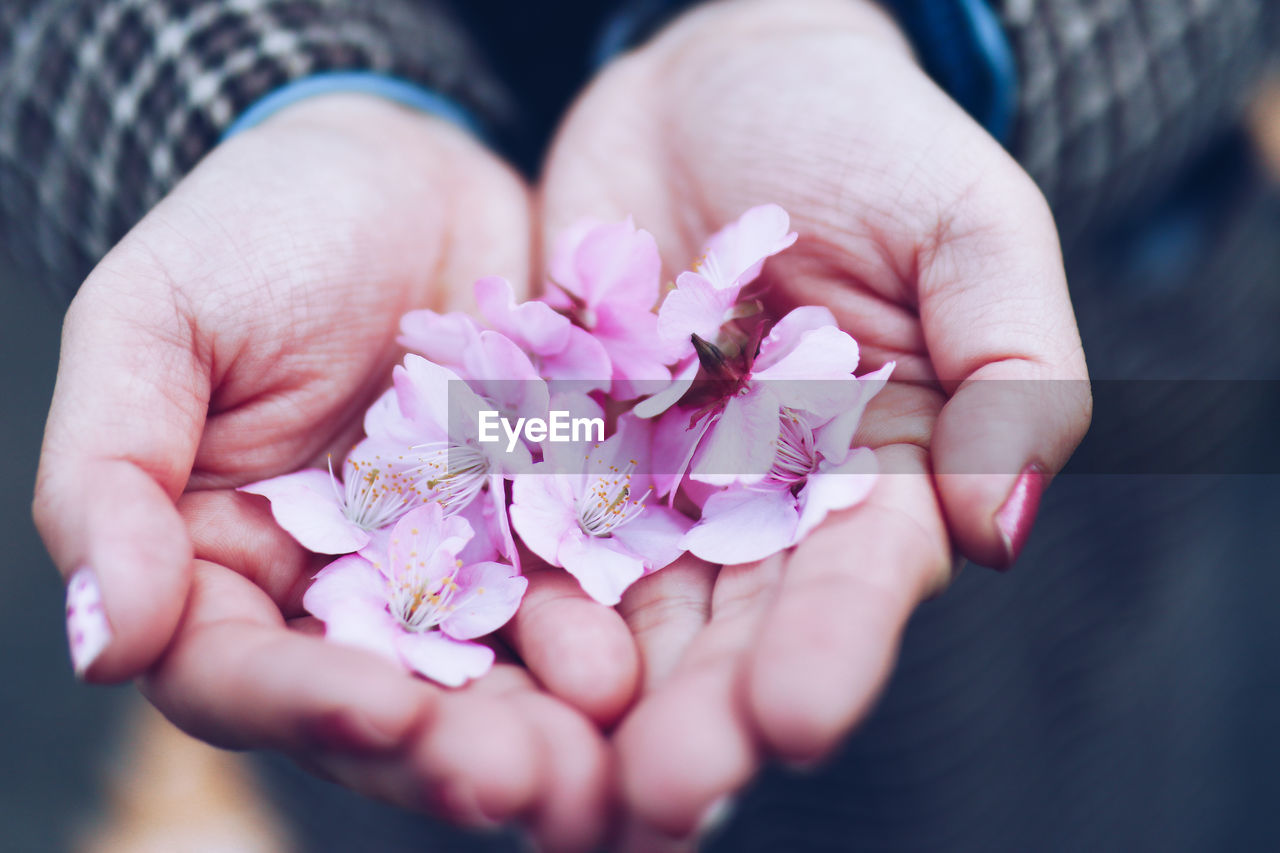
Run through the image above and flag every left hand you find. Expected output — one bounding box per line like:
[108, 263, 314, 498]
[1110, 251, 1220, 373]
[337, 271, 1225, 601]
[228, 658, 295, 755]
[537, 0, 1092, 843]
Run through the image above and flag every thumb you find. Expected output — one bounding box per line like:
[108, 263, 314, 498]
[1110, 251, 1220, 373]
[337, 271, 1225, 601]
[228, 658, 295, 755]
[34, 257, 208, 681]
[921, 166, 1092, 569]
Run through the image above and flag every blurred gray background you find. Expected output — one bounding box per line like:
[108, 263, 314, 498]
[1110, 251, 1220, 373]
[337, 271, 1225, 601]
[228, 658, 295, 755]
[0, 255, 132, 851]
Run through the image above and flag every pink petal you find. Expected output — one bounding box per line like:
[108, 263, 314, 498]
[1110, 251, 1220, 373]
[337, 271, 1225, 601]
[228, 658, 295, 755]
[474, 275, 571, 355]
[610, 504, 693, 573]
[394, 631, 495, 687]
[689, 392, 780, 486]
[238, 470, 370, 554]
[593, 307, 671, 397]
[304, 556, 399, 662]
[557, 532, 646, 605]
[699, 203, 798, 290]
[814, 362, 895, 462]
[649, 403, 712, 497]
[392, 355, 458, 443]
[455, 493, 502, 564]
[681, 487, 799, 565]
[509, 473, 577, 566]
[563, 218, 662, 310]
[441, 562, 527, 640]
[388, 504, 474, 586]
[537, 326, 612, 391]
[752, 307, 848, 372]
[795, 447, 878, 540]
[656, 272, 739, 360]
[633, 356, 698, 420]
[398, 309, 480, 370]
[304, 554, 389, 615]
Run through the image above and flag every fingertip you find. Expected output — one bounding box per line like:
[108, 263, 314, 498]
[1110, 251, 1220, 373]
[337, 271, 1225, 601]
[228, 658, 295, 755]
[517, 692, 615, 853]
[616, 670, 755, 837]
[416, 694, 541, 826]
[61, 463, 193, 682]
[746, 579, 896, 762]
[932, 368, 1086, 568]
[506, 573, 640, 726]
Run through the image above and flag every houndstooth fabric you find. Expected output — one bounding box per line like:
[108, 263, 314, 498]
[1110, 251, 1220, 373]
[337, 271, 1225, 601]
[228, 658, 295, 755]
[0, 0, 510, 300]
[998, 0, 1280, 242]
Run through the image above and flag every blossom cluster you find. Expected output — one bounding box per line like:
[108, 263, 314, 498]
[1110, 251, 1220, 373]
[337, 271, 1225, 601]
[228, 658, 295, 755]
[241, 205, 892, 686]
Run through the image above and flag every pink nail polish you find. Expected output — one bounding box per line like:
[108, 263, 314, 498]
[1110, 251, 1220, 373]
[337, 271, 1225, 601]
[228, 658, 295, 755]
[66, 567, 112, 677]
[994, 463, 1048, 568]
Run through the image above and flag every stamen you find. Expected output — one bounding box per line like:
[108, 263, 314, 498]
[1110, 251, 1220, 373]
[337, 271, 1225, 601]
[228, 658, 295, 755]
[408, 441, 491, 512]
[340, 456, 418, 531]
[767, 410, 817, 486]
[578, 459, 647, 537]
[390, 568, 462, 632]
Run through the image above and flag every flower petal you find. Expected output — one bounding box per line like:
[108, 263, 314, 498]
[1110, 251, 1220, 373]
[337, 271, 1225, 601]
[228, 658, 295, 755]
[304, 555, 400, 662]
[689, 392, 780, 486]
[795, 447, 878, 540]
[441, 562, 527, 640]
[474, 275, 571, 355]
[509, 471, 577, 566]
[558, 532, 646, 606]
[538, 326, 612, 391]
[814, 362, 895, 462]
[394, 631, 495, 687]
[388, 504, 473, 586]
[681, 486, 799, 565]
[398, 309, 480, 372]
[698, 203, 798, 290]
[633, 356, 698, 420]
[238, 469, 370, 554]
[649, 403, 712, 497]
[610, 504, 693, 573]
[560, 218, 662, 310]
[656, 272, 738, 360]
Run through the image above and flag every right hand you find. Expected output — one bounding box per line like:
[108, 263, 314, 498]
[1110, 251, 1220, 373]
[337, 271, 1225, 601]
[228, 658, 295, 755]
[33, 94, 632, 852]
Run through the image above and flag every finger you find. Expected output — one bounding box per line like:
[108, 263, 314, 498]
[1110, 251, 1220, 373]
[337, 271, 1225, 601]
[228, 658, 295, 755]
[916, 161, 1091, 567]
[617, 554, 716, 690]
[34, 264, 208, 681]
[505, 688, 614, 852]
[141, 561, 434, 756]
[178, 488, 318, 613]
[746, 443, 950, 763]
[500, 562, 640, 726]
[615, 554, 784, 837]
[144, 561, 559, 828]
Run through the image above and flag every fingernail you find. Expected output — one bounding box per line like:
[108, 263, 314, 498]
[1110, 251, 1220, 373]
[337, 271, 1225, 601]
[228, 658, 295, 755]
[696, 795, 737, 841]
[66, 567, 112, 677]
[994, 463, 1048, 568]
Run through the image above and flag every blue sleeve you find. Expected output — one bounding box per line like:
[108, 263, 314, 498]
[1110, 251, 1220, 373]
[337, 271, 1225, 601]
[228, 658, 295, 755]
[222, 71, 483, 141]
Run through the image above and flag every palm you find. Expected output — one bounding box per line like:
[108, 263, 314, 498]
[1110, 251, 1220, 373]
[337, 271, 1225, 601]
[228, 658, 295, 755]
[538, 0, 1089, 839]
[38, 96, 614, 852]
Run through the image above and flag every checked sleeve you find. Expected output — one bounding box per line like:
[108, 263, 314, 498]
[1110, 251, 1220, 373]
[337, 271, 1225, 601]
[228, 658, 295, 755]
[0, 0, 512, 299]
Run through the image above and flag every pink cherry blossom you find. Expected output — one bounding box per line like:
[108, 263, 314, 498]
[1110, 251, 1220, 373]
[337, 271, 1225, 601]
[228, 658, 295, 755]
[681, 363, 893, 564]
[239, 437, 424, 554]
[546, 218, 671, 397]
[303, 503, 526, 687]
[509, 414, 691, 605]
[391, 351, 541, 562]
[651, 306, 874, 496]
[655, 204, 797, 363]
[399, 276, 610, 391]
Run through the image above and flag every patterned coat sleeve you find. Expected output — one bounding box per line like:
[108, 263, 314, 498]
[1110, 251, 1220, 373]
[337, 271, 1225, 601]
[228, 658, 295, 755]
[0, 0, 511, 299]
[997, 0, 1279, 239]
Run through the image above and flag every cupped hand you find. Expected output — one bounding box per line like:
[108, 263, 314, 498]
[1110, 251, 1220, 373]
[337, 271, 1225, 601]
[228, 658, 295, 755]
[538, 0, 1091, 842]
[33, 95, 622, 851]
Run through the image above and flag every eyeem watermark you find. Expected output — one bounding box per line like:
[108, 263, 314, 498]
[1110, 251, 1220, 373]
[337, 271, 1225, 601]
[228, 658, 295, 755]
[478, 410, 605, 452]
